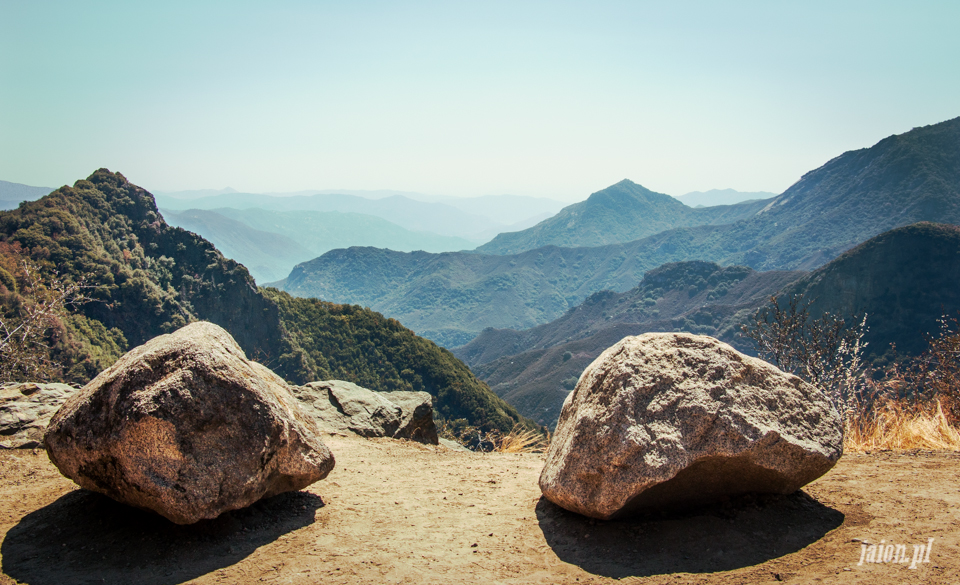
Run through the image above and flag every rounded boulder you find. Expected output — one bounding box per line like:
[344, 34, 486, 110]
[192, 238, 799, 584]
[539, 332, 843, 519]
[44, 321, 335, 524]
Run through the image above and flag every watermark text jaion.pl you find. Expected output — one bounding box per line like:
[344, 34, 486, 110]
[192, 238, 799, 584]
[857, 538, 934, 569]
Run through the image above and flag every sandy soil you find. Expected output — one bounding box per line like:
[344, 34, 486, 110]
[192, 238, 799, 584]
[1, 436, 958, 585]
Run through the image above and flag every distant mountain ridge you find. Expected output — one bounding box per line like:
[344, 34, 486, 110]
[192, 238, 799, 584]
[475, 180, 771, 255]
[276, 116, 960, 346]
[676, 188, 777, 208]
[458, 222, 960, 427]
[156, 191, 561, 244]
[0, 180, 53, 210]
[161, 207, 477, 283]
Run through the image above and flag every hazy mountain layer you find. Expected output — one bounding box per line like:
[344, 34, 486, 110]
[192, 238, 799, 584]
[0, 180, 53, 210]
[155, 191, 553, 243]
[475, 180, 771, 254]
[675, 188, 777, 208]
[215, 208, 475, 255]
[161, 209, 317, 282]
[411, 194, 566, 226]
[161, 207, 477, 282]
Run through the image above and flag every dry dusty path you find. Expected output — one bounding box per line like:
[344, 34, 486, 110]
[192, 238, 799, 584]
[1, 435, 958, 584]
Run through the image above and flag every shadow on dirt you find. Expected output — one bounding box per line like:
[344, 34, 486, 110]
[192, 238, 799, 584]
[2, 488, 324, 585]
[536, 490, 844, 578]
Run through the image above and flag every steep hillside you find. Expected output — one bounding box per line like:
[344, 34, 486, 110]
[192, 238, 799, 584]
[455, 262, 803, 369]
[466, 222, 960, 428]
[0, 170, 530, 433]
[458, 262, 802, 427]
[712, 116, 960, 270]
[784, 222, 960, 357]
[476, 180, 769, 254]
[161, 209, 316, 282]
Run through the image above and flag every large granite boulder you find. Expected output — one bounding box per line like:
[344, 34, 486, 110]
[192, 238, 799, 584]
[539, 332, 843, 520]
[44, 321, 335, 524]
[1, 382, 76, 449]
[292, 381, 438, 444]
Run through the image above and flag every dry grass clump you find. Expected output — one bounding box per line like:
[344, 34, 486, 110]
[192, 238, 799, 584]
[437, 419, 549, 453]
[845, 398, 960, 452]
[494, 425, 549, 453]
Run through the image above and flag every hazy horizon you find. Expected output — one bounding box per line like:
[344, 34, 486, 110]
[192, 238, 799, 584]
[3, 2, 958, 202]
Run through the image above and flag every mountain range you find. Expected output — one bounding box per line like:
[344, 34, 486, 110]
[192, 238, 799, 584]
[276, 117, 960, 347]
[457, 222, 960, 427]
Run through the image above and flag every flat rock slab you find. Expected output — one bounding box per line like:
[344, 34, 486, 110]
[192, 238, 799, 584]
[44, 321, 334, 524]
[539, 332, 843, 519]
[0, 383, 76, 449]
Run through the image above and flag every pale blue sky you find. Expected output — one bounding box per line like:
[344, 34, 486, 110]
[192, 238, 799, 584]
[2, 1, 958, 201]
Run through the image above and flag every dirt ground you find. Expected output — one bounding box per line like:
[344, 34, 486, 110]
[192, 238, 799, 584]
[0, 436, 957, 585]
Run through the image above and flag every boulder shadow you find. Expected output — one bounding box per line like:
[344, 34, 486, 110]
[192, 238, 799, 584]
[2, 488, 324, 585]
[536, 490, 844, 578]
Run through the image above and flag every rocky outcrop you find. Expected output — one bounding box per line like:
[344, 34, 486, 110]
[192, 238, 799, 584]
[292, 381, 438, 444]
[0, 383, 76, 449]
[43, 321, 335, 525]
[539, 332, 843, 520]
[380, 390, 439, 444]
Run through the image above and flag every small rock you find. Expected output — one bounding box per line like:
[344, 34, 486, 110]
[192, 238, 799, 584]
[382, 390, 439, 444]
[44, 321, 334, 524]
[439, 438, 471, 452]
[539, 332, 843, 519]
[0, 382, 76, 449]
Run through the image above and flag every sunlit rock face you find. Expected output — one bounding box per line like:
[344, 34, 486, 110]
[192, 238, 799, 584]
[539, 332, 843, 520]
[44, 321, 334, 524]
